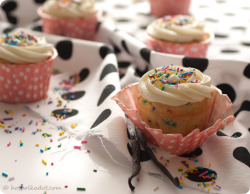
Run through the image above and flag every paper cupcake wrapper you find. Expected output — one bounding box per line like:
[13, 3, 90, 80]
[149, 0, 191, 17]
[38, 7, 98, 41]
[0, 48, 57, 103]
[145, 32, 214, 58]
[112, 83, 235, 155]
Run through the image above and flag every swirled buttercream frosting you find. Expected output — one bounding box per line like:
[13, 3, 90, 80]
[42, 0, 96, 19]
[147, 15, 209, 43]
[138, 65, 215, 106]
[0, 32, 54, 64]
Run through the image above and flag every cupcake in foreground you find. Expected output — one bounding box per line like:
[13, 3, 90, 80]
[149, 0, 191, 17]
[146, 15, 214, 58]
[137, 65, 214, 136]
[0, 31, 57, 103]
[38, 0, 98, 40]
[112, 65, 234, 154]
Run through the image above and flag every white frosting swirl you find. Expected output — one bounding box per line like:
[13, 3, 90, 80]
[0, 32, 54, 64]
[42, 0, 96, 19]
[147, 15, 209, 43]
[138, 66, 215, 106]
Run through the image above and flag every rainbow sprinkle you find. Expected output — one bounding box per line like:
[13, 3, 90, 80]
[148, 65, 199, 92]
[0, 31, 37, 46]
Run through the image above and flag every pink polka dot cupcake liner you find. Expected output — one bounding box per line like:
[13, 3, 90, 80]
[112, 83, 235, 155]
[0, 48, 57, 104]
[38, 7, 98, 41]
[145, 32, 214, 58]
[149, 0, 191, 17]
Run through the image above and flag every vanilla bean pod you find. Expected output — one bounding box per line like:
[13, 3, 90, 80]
[135, 127, 180, 188]
[127, 119, 141, 191]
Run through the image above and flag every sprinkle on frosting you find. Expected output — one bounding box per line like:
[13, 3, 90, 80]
[148, 65, 200, 92]
[1, 32, 37, 46]
[160, 15, 196, 28]
[0, 31, 54, 64]
[147, 15, 208, 43]
[138, 65, 215, 106]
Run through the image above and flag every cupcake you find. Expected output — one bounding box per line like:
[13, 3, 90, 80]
[149, 0, 191, 17]
[112, 65, 234, 154]
[146, 15, 214, 58]
[0, 31, 57, 103]
[38, 0, 98, 40]
[137, 65, 214, 136]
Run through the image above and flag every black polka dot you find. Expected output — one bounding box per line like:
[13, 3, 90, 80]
[99, 45, 113, 59]
[1, 1, 18, 24]
[100, 64, 117, 81]
[241, 42, 250, 47]
[233, 147, 250, 168]
[186, 167, 217, 182]
[221, 49, 239, 53]
[56, 40, 73, 60]
[32, 25, 42, 32]
[127, 143, 151, 162]
[33, 0, 46, 3]
[217, 130, 228, 136]
[179, 147, 203, 157]
[204, 18, 219, 23]
[78, 68, 89, 82]
[139, 25, 147, 30]
[95, 21, 102, 32]
[216, 83, 236, 102]
[115, 18, 131, 23]
[231, 26, 246, 31]
[140, 48, 151, 63]
[52, 109, 78, 119]
[97, 85, 116, 106]
[234, 101, 250, 117]
[109, 39, 121, 54]
[248, 128, 250, 132]
[214, 33, 228, 38]
[90, 109, 111, 129]
[119, 73, 125, 79]
[224, 12, 235, 16]
[121, 40, 131, 55]
[61, 91, 85, 101]
[1, 1, 17, 11]
[135, 66, 149, 77]
[232, 132, 242, 138]
[2, 26, 16, 33]
[137, 12, 151, 17]
[118, 61, 131, 68]
[243, 64, 250, 78]
[182, 57, 208, 72]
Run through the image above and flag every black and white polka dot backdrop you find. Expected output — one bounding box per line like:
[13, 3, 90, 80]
[0, 0, 249, 193]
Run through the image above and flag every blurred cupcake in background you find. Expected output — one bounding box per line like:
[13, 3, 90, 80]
[0, 31, 57, 103]
[38, 0, 99, 41]
[145, 15, 214, 58]
[149, 0, 191, 17]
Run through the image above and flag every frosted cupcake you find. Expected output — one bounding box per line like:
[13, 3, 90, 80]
[112, 65, 234, 154]
[0, 31, 57, 103]
[137, 65, 215, 136]
[149, 0, 191, 17]
[146, 15, 214, 58]
[38, 0, 98, 40]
